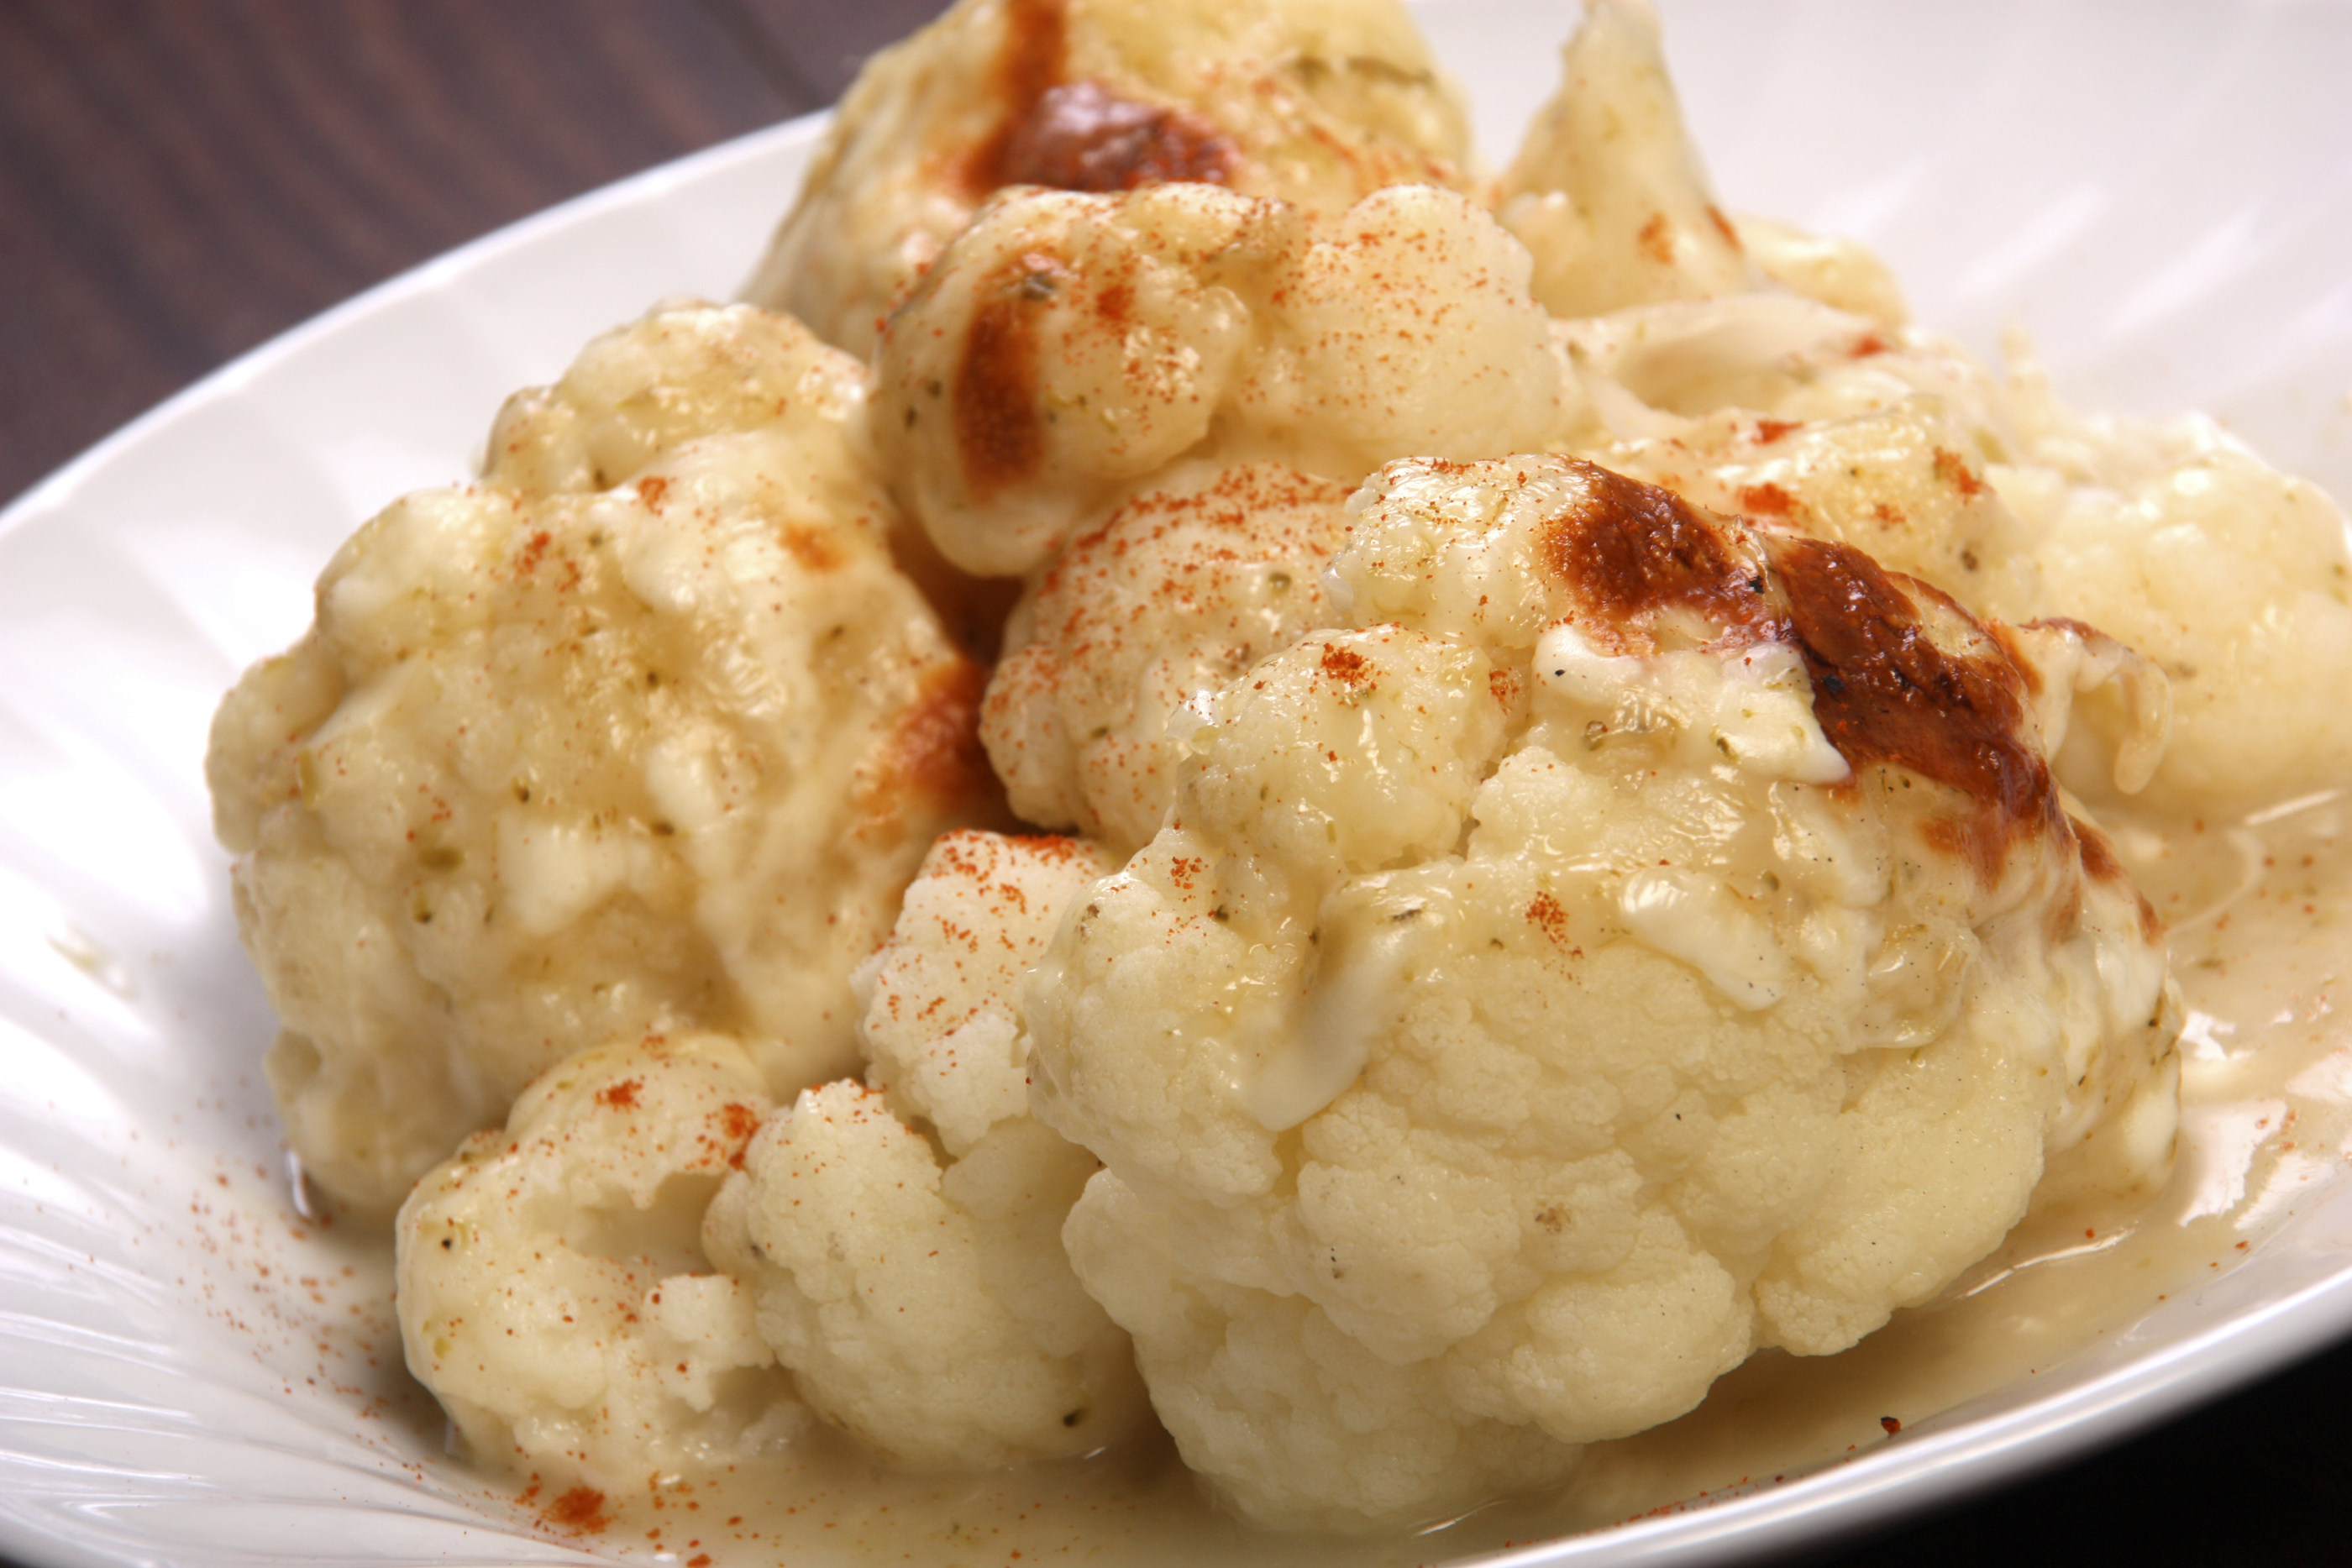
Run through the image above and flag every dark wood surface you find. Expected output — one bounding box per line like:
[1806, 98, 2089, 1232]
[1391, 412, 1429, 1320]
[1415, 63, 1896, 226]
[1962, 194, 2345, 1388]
[2, 3, 2345, 1565]
[0, 0, 955, 507]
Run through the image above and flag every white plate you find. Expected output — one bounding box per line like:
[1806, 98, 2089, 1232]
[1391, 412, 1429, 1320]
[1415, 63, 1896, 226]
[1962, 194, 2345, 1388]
[4, 3, 2352, 1565]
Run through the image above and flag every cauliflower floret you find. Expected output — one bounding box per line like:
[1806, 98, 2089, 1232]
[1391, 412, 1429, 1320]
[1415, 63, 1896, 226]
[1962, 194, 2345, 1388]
[1541, 282, 2352, 815]
[1496, 2, 1903, 330]
[395, 1034, 800, 1485]
[857, 828, 1122, 1156]
[1997, 352, 2352, 815]
[205, 303, 998, 1213]
[1553, 292, 2047, 620]
[1495, 0, 1758, 319]
[743, 0, 1473, 355]
[982, 460, 1351, 852]
[1064, 1173, 1577, 1534]
[475, 298, 1016, 660]
[704, 831, 1150, 1470]
[479, 300, 872, 497]
[1026, 454, 2180, 1529]
[871, 180, 1571, 577]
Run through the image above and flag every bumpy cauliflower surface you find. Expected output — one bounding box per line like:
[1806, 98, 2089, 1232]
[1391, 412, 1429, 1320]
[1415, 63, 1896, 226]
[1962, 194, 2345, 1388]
[219, 0, 2318, 1534]
[1496, 0, 1756, 319]
[872, 179, 1571, 578]
[1475, 3, 2352, 818]
[1026, 454, 2181, 1529]
[982, 460, 1351, 852]
[1495, 0, 1903, 331]
[1996, 352, 2352, 815]
[1557, 293, 2049, 621]
[1542, 284, 2352, 816]
[396, 1034, 801, 1484]
[743, 0, 1473, 354]
[479, 300, 869, 497]
[705, 830, 1150, 1470]
[205, 302, 997, 1212]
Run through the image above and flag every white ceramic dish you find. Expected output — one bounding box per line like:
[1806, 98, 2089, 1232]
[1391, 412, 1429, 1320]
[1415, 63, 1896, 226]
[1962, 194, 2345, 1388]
[5, 3, 2352, 1565]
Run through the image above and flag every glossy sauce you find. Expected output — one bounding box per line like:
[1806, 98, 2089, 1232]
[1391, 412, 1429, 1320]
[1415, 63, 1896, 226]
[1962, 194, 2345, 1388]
[470, 794, 2352, 1566]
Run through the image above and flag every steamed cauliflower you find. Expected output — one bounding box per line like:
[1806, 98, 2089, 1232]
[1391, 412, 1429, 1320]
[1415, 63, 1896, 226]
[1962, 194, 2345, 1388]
[1557, 292, 2049, 620]
[396, 1034, 801, 1484]
[205, 302, 998, 1212]
[1496, 0, 1756, 319]
[216, 0, 2338, 1533]
[1996, 349, 2352, 815]
[705, 830, 1150, 1470]
[872, 179, 1572, 578]
[1495, 0, 1901, 328]
[1026, 454, 2181, 1529]
[1543, 283, 2352, 816]
[743, 0, 1474, 354]
[982, 461, 1351, 852]
[1482, 3, 2352, 817]
[480, 300, 874, 496]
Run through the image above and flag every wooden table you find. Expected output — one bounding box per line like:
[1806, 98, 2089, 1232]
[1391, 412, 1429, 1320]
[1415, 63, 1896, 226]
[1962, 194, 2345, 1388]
[2, 3, 2344, 1564]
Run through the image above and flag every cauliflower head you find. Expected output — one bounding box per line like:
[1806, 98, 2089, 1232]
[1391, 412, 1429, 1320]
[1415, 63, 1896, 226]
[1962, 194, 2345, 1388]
[858, 828, 1123, 1157]
[1495, 0, 1758, 320]
[705, 830, 1150, 1471]
[205, 302, 997, 1212]
[396, 1033, 800, 1485]
[1997, 356, 2352, 815]
[1544, 276, 2352, 816]
[480, 299, 873, 497]
[983, 460, 1352, 852]
[871, 180, 1571, 578]
[743, 0, 1474, 354]
[1026, 454, 2181, 1529]
[1496, 1, 1903, 328]
[1554, 291, 2046, 621]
